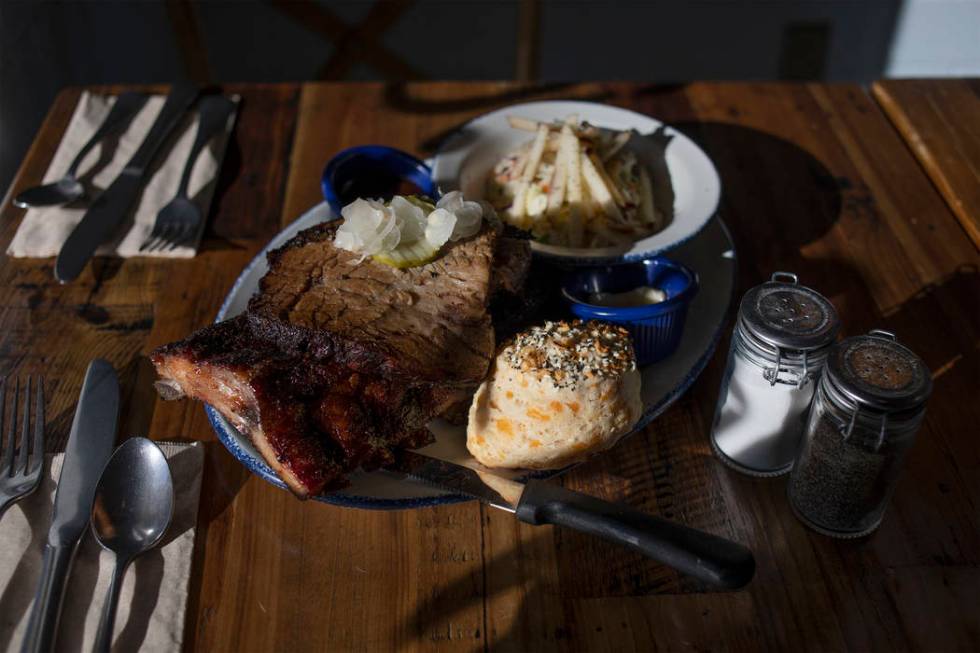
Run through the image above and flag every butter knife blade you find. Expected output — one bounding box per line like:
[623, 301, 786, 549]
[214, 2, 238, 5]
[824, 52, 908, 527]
[21, 359, 120, 653]
[55, 81, 199, 283]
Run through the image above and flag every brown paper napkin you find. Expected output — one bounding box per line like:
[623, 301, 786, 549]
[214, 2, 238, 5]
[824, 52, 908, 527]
[7, 91, 237, 259]
[0, 441, 204, 653]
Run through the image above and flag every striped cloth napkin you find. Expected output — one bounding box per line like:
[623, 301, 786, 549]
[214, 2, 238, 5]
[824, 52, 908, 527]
[0, 441, 204, 652]
[7, 91, 237, 259]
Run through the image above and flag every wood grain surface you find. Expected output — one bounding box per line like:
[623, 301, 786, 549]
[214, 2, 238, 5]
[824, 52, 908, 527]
[873, 78, 980, 250]
[0, 82, 977, 652]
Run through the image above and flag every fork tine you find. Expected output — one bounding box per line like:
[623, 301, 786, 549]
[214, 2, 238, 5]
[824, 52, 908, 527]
[140, 222, 164, 252]
[146, 228, 167, 253]
[160, 224, 180, 250]
[153, 231, 172, 252]
[30, 377, 44, 474]
[16, 376, 30, 473]
[165, 225, 189, 251]
[139, 232, 158, 252]
[1, 379, 15, 476]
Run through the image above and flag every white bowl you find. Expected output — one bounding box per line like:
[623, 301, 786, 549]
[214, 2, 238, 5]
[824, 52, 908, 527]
[431, 100, 722, 264]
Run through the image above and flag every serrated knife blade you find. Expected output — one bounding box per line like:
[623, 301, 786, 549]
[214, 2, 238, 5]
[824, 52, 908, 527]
[21, 359, 119, 653]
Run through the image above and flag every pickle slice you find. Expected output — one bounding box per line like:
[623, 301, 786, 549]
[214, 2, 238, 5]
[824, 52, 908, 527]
[372, 238, 440, 269]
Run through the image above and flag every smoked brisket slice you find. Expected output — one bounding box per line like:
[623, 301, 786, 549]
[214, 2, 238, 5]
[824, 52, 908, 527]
[250, 220, 497, 382]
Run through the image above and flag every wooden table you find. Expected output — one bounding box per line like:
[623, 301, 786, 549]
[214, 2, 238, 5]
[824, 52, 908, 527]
[873, 79, 980, 250]
[2, 82, 978, 652]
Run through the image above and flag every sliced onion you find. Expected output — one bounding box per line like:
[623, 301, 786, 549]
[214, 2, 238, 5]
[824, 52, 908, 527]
[437, 191, 484, 241]
[333, 229, 360, 251]
[425, 208, 456, 248]
[389, 196, 426, 245]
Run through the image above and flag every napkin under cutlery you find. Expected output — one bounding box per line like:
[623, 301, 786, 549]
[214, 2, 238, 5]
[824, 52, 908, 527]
[7, 91, 238, 259]
[0, 441, 204, 653]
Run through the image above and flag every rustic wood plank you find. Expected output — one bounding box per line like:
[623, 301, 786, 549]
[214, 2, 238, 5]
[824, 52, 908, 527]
[1, 81, 977, 653]
[873, 78, 980, 250]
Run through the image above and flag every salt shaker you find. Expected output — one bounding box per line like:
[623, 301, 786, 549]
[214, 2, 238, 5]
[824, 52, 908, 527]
[788, 330, 931, 538]
[710, 272, 840, 476]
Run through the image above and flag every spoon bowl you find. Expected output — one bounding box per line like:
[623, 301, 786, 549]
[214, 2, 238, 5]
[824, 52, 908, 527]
[13, 176, 85, 208]
[90, 438, 173, 652]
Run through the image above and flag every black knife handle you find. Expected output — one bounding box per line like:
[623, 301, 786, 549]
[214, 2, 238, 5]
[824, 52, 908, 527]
[127, 81, 199, 175]
[20, 543, 77, 653]
[515, 479, 755, 589]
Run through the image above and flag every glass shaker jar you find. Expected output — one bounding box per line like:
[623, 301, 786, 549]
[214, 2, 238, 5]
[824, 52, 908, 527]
[710, 272, 840, 476]
[788, 330, 932, 538]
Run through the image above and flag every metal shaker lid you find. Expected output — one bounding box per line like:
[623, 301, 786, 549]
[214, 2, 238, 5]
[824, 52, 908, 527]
[825, 330, 932, 413]
[738, 272, 840, 352]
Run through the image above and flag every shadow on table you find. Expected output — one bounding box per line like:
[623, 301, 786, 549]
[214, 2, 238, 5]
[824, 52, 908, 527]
[403, 528, 569, 650]
[872, 265, 980, 545]
[199, 112, 248, 253]
[669, 121, 843, 285]
[401, 83, 617, 155]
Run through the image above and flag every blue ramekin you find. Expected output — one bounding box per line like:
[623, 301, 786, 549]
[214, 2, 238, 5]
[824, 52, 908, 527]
[321, 145, 438, 214]
[562, 257, 700, 366]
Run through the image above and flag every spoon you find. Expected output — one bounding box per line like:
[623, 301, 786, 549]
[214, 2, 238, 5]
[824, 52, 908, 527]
[90, 438, 173, 653]
[13, 93, 147, 209]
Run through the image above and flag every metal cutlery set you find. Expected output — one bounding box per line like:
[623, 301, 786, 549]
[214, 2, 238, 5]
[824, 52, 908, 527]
[13, 83, 237, 282]
[1, 360, 174, 653]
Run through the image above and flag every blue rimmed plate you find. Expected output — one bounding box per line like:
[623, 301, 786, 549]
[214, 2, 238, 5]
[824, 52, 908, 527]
[206, 202, 736, 509]
[431, 100, 721, 265]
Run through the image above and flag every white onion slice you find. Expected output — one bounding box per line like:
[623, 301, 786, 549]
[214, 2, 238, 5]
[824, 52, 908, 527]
[425, 208, 456, 248]
[389, 196, 426, 245]
[437, 191, 484, 240]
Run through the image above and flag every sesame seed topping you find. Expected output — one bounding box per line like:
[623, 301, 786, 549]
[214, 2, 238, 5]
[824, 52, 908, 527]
[502, 320, 636, 389]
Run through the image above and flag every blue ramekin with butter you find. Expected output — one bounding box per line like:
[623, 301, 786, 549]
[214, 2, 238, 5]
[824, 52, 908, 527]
[561, 258, 699, 366]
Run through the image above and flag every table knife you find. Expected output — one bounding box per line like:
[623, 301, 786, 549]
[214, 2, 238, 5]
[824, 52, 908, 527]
[387, 450, 756, 589]
[21, 359, 120, 653]
[54, 81, 200, 283]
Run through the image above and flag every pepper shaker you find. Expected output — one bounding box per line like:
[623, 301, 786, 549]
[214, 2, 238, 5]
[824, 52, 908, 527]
[788, 330, 931, 537]
[710, 272, 840, 476]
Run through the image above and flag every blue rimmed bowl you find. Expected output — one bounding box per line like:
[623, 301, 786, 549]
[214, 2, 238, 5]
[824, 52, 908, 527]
[321, 145, 438, 214]
[562, 258, 700, 366]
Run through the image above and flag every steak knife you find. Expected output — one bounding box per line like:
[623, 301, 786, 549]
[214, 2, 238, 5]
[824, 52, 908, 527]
[388, 450, 755, 589]
[21, 359, 120, 653]
[54, 81, 200, 283]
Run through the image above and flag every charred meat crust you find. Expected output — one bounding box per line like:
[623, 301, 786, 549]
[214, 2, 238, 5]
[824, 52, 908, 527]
[151, 315, 441, 496]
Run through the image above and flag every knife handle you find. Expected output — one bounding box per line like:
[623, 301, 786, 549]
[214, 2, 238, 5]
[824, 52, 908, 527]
[127, 81, 199, 175]
[21, 543, 77, 653]
[515, 479, 755, 590]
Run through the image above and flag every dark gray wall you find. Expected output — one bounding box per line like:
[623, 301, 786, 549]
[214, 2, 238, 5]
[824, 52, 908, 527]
[0, 0, 901, 194]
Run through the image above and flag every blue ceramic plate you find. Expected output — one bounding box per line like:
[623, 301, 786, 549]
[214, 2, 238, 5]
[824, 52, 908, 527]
[206, 202, 736, 509]
[431, 100, 722, 265]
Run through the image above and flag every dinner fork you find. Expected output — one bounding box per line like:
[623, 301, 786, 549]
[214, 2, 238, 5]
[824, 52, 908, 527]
[0, 377, 45, 520]
[139, 94, 236, 252]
